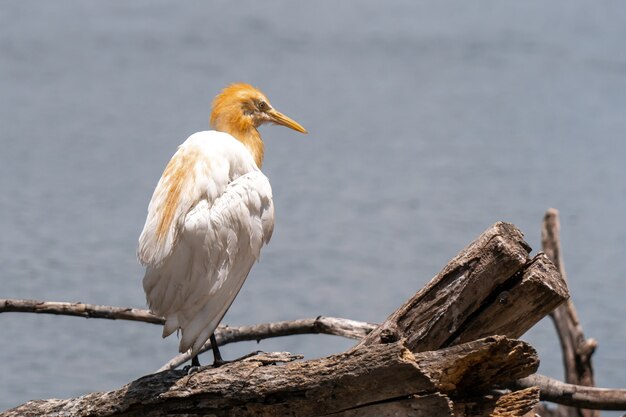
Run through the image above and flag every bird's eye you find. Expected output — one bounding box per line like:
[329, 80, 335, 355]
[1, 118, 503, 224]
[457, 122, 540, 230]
[257, 100, 269, 111]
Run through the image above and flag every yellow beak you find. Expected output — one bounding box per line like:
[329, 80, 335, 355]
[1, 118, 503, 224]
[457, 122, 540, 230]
[267, 109, 308, 134]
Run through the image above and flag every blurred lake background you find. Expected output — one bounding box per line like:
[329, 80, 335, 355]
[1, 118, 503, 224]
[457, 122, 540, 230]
[2, 1, 626, 413]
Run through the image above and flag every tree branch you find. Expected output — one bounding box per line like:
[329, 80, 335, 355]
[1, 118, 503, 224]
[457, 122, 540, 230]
[158, 316, 377, 371]
[542, 209, 600, 417]
[512, 374, 626, 410]
[0, 299, 376, 371]
[0, 299, 164, 324]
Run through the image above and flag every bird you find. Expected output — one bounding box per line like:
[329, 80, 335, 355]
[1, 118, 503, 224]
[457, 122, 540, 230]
[137, 83, 307, 367]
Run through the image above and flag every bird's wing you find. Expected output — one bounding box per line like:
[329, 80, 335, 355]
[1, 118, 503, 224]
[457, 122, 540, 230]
[138, 134, 274, 355]
[138, 132, 246, 267]
[137, 141, 207, 267]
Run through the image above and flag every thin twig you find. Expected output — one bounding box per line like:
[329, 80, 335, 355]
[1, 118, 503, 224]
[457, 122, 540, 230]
[0, 299, 164, 324]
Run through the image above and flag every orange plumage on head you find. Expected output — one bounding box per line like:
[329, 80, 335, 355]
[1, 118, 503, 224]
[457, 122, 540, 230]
[210, 83, 268, 167]
[208, 83, 306, 168]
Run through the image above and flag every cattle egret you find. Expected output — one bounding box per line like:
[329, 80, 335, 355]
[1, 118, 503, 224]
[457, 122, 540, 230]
[138, 83, 307, 367]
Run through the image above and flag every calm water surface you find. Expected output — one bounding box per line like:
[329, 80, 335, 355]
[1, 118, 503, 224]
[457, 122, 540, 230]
[2, 1, 626, 412]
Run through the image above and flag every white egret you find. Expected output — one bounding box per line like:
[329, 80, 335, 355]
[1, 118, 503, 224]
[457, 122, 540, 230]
[138, 83, 307, 367]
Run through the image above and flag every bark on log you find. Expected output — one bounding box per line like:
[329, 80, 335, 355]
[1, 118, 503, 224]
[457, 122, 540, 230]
[331, 394, 454, 417]
[3, 336, 537, 417]
[449, 253, 567, 345]
[454, 387, 540, 417]
[414, 336, 538, 393]
[359, 222, 568, 352]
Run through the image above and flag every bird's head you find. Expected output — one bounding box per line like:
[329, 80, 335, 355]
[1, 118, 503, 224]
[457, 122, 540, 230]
[209, 83, 307, 167]
[210, 83, 307, 137]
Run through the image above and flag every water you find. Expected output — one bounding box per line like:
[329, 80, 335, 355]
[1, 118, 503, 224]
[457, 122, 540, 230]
[2, 1, 626, 413]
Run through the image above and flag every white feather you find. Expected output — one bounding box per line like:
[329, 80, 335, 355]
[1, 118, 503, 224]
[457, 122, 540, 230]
[138, 130, 274, 355]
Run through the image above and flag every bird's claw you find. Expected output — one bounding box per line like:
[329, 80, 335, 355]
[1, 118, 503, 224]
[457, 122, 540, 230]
[212, 359, 226, 368]
[185, 365, 201, 375]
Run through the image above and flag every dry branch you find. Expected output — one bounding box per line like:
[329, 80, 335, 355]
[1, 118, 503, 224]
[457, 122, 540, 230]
[0, 300, 375, 371]
[542, 209, 600, 417]
[0, 299, 164, 325]
[158, 316, 376, 371]
[513, 374, 626, 411]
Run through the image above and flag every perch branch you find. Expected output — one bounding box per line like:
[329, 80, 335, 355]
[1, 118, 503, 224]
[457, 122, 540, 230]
[158, 316, 377, 371]
[0, 299, 375, 370]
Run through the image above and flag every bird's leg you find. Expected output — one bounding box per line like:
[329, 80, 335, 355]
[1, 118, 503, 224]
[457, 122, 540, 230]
[191, 354, 201, 367]
[187, 333, 262, 371]
[183, 354, 202, 375]
[210, 333, 225, 367]
[184, 334, 224, 373]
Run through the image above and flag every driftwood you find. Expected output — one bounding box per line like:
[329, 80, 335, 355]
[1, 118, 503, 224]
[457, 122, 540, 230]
[3, 220, 622, 416]
[5, 336, 537, 417]
[6, 303, 626, 412]
[5, 303, 626, 411]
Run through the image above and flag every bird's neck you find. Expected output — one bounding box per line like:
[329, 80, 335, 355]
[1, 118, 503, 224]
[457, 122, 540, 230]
[213, 119, 265, 168]
[235, 128, 265, 168]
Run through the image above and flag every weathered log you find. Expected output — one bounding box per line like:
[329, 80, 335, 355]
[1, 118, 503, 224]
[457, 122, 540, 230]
[450, 252, 568, 345]
[415, 336, 538, 393]
[541, 209, 599, 417]
[359, 222, 568, 352]
[3, 336, 538, 417]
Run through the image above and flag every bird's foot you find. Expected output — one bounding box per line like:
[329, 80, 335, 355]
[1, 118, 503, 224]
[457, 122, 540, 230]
[212, 359, 226, 368]
[185, 365, 201, 375]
